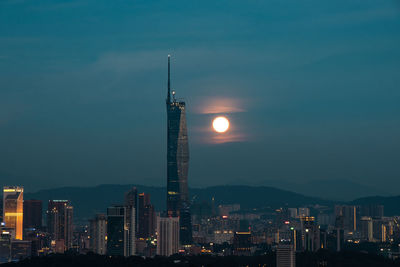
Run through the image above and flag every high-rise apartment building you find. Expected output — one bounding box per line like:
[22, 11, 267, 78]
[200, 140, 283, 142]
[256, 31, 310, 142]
[156, 216, 179, 256]
[89, 214, 107, 255]
[166, 55, 192, 244]
[3, 186, 24, 240]
[23, 200, 42, 230]
[47, 200, 74, 251]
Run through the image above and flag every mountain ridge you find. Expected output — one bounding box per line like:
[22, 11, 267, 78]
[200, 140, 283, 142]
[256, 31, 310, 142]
[20, 184, 400, 224]
[23, 184, 331, 224]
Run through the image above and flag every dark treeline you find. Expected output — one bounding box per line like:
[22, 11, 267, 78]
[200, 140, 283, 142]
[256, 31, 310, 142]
[3, 250, 400, 267]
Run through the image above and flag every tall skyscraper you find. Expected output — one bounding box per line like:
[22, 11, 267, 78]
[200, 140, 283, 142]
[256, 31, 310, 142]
[138, 193, 155, 239]
[166, 55, 192, 244]
[47, 200, 74, 251]
[106, 206, 126, 256]
[124, 188, 137, 256]
[23, 200, 42, 230]
[89, 214, 107, 255]
[3, 186, 24, 240]
[156, 216, 179, 256]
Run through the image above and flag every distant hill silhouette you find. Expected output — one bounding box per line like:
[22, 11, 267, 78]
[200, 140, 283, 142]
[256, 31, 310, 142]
[262, 179, 389, 201]
[24, 184, 332, 224]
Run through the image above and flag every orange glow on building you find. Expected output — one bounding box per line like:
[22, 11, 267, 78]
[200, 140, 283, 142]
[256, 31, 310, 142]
[3, 186, 24, 240]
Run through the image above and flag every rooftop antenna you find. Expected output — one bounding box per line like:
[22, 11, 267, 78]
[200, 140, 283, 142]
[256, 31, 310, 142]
[167, 55, 171, 103]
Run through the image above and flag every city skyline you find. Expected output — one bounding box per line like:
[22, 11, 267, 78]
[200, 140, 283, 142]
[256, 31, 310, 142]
[1, 0, 400, 265]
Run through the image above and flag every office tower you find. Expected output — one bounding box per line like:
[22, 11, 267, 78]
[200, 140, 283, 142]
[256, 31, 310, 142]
[89, 214, 107, 255]
[2, 186, 24, 240]
[179, 203, 192, 245]
[47, 200, 74, 251]
[138, 193, 155, 239]
[23, 200, 42, 230]
[107, 206, 127, 256]
[277, 243, 296, 267]
[165, 55, 192, 244]
[156, 216, 179, 256]
[124, 188, 136, 256]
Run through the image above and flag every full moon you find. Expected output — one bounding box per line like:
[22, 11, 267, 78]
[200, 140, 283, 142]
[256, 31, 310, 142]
[212, 116, 230, 133]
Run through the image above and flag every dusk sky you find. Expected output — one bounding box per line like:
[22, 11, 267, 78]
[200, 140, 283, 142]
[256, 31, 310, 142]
[0, 0, 399, 193]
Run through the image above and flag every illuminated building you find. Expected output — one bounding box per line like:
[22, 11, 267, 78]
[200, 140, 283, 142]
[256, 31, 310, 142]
[156, 216, 179, 256]
[165, 55, 192, 244]
[233, 231, 252, 256]
[138, 193, 155, 239]
[2, 186, 24, 240]
[47, 200, 74, 251]
[107, 206, 126, 256]
[300, 217, 320, 252]
[124, 188, 136, 256]
[23, 200, 42, 231]
[89, 214, 107, 255]
[276, 243, 296, 267]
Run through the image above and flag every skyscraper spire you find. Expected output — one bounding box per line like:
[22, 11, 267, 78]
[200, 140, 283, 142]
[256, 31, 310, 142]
[167, 55, 171, 103]
[165, 55, 192, 245]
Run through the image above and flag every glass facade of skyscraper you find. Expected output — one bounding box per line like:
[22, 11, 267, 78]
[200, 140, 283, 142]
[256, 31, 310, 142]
[2, 186, 24, 240]
[166, 56, 192, 244]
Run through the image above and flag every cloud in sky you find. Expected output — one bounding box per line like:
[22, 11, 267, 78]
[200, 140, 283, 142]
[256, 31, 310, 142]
[193, 97, 246, 115]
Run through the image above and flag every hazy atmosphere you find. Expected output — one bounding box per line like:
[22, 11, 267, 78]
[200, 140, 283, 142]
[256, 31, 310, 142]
[1, 0, 399, 194]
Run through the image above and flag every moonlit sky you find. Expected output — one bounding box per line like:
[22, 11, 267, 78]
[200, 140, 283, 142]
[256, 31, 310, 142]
[0, 0, 399, 193]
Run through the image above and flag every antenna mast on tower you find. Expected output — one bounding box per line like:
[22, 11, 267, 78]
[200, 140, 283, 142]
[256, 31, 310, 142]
[167, 55, 171, 103]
